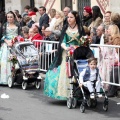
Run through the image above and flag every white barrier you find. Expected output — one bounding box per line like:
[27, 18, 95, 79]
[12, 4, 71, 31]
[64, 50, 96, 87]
[33, 40, 59, 72]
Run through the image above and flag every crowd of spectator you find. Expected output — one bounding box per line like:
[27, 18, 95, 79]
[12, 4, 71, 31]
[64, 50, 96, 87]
[0, 4, 120, 98]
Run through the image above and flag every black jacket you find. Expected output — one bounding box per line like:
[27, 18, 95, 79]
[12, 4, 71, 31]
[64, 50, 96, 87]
[39, 13, 49, 34]
[27, 20, 35, 28]
[92, 36, 100, 44]
[82, 15, 92, 27]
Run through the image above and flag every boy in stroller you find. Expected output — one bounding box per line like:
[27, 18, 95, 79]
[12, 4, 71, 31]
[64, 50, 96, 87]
[67, 47, 109, 113]
[79, 58, 102, 99]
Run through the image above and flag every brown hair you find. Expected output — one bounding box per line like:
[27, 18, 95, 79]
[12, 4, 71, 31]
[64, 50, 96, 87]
[88, 57, 97, 64]
[49, 9, 56, 18]
[105, 11, 112, 14]
[83, 26, 90, 36]
[111, 13, 120, 24]
[23, 16, 31, 23]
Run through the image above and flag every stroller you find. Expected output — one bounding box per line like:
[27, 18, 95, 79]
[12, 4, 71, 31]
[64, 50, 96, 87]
[66, 46, 109, 113]
[8, 41, 42, 90]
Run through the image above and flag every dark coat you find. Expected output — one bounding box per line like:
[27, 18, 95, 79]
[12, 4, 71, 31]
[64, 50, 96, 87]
[27, 20, 35, 28]
[39, 13, 49, 34]
[63, 17, 68, 26]
[92, 36, 100, 44]
[82, 15, 92, 27]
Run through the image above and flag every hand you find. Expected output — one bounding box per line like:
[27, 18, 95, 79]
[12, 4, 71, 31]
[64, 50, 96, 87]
[79, 83, 83, 88]
[7, 41, 13, 47]
[99, 47, 101, 53]
[65, 47, 70, 51]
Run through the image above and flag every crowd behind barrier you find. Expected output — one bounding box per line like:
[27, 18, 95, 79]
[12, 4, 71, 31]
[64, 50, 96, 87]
[90, 44, 120, 87]
[33, 40, 120, 90]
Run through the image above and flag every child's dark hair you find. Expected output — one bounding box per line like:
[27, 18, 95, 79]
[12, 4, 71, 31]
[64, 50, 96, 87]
[24, 5, 31, 10]
[88, 57, 97, 64]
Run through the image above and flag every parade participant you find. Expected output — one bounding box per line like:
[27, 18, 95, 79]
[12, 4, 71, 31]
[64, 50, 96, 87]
[0, 11, 21, 84]
[79, 58, 101, 99]
[44, 11, 86, 100]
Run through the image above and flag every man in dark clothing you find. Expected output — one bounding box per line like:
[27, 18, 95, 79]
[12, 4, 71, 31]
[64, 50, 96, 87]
[63, 6, 71, 26]
[39, 6, 49, 35]
[92, 25, 105, 44]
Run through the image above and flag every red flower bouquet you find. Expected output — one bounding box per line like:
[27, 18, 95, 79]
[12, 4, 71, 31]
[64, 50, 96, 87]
[12, 36, 24, 45]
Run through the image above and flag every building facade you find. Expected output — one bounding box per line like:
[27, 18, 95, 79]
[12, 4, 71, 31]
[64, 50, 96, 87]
[1, 0, 120, 15]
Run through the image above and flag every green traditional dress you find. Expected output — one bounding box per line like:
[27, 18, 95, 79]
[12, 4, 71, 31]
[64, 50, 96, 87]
[44, 28, 81, 100]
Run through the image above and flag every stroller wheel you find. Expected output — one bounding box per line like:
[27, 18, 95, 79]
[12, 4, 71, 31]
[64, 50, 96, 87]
[8, 75, 14, 88]
[67, 97, 72, 109]
[87, 98, 91, 107]
[103, 104, 108, 111]
[72, 98, 77, 108]
[35, 81, 41, 89]
[22, 81, 27, 90]
[80, 104, 85, 113]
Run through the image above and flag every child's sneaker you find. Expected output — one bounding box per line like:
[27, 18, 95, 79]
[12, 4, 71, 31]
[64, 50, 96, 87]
[90, 93, 95, 99]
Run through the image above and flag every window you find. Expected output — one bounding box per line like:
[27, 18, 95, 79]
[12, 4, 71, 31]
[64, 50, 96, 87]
[30, 0, 34, 8]
[0, 0, 5, 11]
[78, 0, 91, 19]
[61, 0, 72, 10]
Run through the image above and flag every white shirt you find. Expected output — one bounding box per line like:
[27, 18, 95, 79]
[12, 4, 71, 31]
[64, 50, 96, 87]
[49, 18, 57, 30]
[100, 34, 104, 45]
[79, 68, 100, 83]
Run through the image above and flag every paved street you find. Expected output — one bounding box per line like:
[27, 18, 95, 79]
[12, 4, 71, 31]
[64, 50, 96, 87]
[0, 79, 120, 120]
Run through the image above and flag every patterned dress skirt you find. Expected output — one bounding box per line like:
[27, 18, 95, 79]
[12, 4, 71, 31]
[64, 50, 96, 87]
[0, 43, 12, 84]
[44, 50, 70, 100]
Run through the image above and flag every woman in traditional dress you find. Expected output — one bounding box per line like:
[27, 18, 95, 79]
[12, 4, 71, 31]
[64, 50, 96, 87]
[44, 11, 88, 100]
[0, 11, 21, 84]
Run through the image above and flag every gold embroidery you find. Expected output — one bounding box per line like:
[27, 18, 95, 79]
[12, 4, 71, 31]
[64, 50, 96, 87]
[66, 30, 79, 44]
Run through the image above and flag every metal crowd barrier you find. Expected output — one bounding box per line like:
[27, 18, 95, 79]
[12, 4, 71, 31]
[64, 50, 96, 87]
[91, 44, 120, 104]
[33, 40, 59, 72]
[32, 40, 120, 88]
[90, 44, 120, 86]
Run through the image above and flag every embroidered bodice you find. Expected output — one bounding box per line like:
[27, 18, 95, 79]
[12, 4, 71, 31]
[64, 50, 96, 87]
[62, 28, 81, 47]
